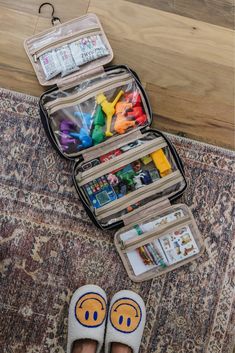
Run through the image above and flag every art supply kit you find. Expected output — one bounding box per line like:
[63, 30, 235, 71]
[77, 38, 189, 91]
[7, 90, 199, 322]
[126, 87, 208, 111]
[24, 12, 204, 282]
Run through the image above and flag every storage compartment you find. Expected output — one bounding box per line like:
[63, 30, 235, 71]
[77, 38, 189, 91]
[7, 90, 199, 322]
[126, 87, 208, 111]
[24, 13, 113, 85]
[114, 204, 204, 282]
[74, 131, 186, 228]
[40, 67, 150, 156]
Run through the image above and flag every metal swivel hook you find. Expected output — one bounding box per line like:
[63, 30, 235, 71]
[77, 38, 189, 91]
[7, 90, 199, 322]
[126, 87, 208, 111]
[38, 3, 61, 26]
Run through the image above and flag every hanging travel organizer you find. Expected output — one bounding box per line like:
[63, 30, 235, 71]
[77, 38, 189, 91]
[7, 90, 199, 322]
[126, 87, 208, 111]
[24, 12, 204, 281]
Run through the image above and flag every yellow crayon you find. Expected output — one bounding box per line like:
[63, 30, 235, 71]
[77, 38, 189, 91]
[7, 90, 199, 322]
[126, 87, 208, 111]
[97, 90, 124, 137]
[150, 148, 172, 177]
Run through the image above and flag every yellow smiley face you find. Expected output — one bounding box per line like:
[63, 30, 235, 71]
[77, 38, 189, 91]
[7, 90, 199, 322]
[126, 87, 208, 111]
[75, 292, 106, 328]
[110, 298, 142, 333]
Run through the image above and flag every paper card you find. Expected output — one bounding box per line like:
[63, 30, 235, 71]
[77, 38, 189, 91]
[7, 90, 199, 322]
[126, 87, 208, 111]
[157, 225, 199, 265]
[124, 249, 157, 276]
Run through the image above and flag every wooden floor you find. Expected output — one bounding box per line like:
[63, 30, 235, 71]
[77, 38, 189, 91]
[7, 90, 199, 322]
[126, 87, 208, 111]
[0, 0, 234, 148]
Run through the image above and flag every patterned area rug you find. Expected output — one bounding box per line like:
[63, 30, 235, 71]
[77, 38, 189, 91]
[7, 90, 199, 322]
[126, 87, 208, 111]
[0, 88, 234, 353]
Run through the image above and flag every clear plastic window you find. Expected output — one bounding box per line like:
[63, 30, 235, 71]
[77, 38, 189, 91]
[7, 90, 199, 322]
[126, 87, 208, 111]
[77, 143, 180, 213]
[44, 69, 150, 156]
[99, 179, 185, 226]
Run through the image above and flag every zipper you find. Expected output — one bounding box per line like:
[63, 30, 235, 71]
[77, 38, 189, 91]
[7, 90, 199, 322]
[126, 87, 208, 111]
[45, 73, 133, 114]
[32, 27, 101, 62]
[120, 216, 191, 252]
[58, 67, 126, 93]
[80, 129, 143, 162]
[121, 201, 186, 226]
[78, 137, 167, 186]
[108, 188, 186, 225]
[70, 128, 143, 160]
[96, 171, 183, 219]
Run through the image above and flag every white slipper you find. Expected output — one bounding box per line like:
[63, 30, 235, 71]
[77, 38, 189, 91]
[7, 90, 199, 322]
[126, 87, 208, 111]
[105, 290, 146, 353]
[67, 284, 107, 353]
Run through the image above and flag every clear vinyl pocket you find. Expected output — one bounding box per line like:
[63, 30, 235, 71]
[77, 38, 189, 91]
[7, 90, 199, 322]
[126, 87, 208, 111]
[24, 13, 113, 85]
[74, 135, 186, 227]
[43, 69, 150, 156]
[97, 174, 185, 226]
[30, 28, 103, 64]
[114, 204, 204, 282]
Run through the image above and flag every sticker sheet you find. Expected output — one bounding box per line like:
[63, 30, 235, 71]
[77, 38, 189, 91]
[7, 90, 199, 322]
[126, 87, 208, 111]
[157, 225, 199, 265]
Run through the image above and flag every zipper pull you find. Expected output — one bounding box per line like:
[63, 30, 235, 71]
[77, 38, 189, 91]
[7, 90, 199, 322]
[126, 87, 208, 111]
[33, 54, 37, 63]
[142, 125, 150, 132]
[120, 240, 125, 250]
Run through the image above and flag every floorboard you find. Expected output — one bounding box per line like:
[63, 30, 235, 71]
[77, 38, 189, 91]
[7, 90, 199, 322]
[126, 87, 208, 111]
[127, 0, 234, 29]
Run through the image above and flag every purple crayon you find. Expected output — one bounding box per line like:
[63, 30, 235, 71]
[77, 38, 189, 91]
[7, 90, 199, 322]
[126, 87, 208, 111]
[60, 120, 76, 131]
[60, 120, 77, 151]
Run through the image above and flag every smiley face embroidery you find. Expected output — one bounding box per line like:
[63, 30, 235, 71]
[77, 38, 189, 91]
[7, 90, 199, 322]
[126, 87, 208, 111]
[110, 297, 142, 333]
[75, 292, 107, 328]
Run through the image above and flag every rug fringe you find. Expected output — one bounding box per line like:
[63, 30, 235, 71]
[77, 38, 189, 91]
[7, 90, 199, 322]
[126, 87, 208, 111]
[0, 87, 39, 103]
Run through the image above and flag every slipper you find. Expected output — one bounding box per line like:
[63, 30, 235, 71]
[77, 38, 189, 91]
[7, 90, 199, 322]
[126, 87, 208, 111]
[105, 290, 146, 353]
[67, 284, 107, 353]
